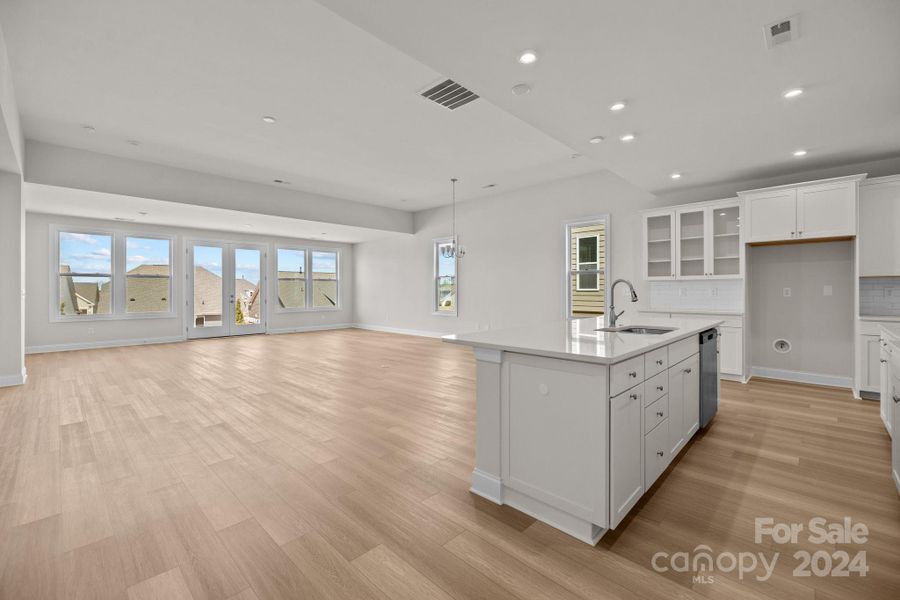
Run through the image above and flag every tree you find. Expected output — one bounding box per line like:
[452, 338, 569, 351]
[235, 300, 245, 324]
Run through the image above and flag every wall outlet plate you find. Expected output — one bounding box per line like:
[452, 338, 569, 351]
[783, 287, 792, 297]
[823, 285, 833, 297]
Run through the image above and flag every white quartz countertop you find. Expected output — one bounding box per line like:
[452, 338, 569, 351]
[443, 316, 723, 365]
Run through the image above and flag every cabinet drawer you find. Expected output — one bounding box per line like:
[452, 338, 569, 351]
[610, 355, 645, 397]
[644, 418, 669, 490]
[645, 370, 668, 405]
[644, 346, 668, 378]
[668, 336, 699, 366]
[645, 395, 668, 434]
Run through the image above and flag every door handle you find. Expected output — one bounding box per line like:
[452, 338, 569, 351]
[630, 393, 638, 400]
[628, 371, 637, 378]
[684, 367, 692, 374]
[894, 395, 900, 404]
[881, 359, 888, 364]
[656, 451, 664, 457]
[656, 359, 663, 366]
[656, 385, 664, 391]
[656, 411, 664, 417]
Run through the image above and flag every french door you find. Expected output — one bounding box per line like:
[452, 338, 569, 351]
[187, 241, 267, 339]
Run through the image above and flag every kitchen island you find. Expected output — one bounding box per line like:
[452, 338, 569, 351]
[444, 315, 722, 544]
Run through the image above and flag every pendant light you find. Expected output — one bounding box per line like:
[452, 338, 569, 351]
[441, 178, 465, 258]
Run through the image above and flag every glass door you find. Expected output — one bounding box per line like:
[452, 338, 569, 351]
[644, 211, 674, 279]
[187, 242, 266, 339]
[710, 204, 741, 277]
[676, 208, 706, 278]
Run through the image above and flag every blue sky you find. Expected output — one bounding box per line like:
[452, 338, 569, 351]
[437, 246, 455, 277]
[194, 246, 223, 277]
[277, 249, 304, 273]
[127, 237, 170, 269]
[312, 251, 337, 274]
[235, 248, 261, 284]
[59, 232, 112, 275]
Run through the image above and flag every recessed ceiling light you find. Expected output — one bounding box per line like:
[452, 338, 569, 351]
[511, 83, 532, 96]
[619, 133, 635, 142]
[793, 149, 808, 157]
[589, 136, 604, 144]
[262, 116, 277, 123]
[518, 50, 538, 65]
[321, 232, 327, 235]
[273, 179, 291, 184]
[127, 139, 140, 146]
[137, 211, 148, 216]
[783, 88, 804, 99]
[670, 173, 682, 179]
[609, 102, 626, 111]
[482, 183, 497, 189]
[82, 125, 96, 134]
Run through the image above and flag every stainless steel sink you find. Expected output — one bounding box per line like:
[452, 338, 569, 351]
[595, 325, 677, 335]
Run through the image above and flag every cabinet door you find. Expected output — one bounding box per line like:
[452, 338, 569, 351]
[882, 342, 892, 436]
[892, 373, 900, 492]
[797, 181, 856, 240]
[676, 208, 707, 278]
[667, 364, 685, 457]
[859, 179, 900, 277]
[610, 387, 644, 528]
[860, 335, 881, 392]
[719, 326, 743, 377]
[709, 203, 742, 278]
[745, 189, 797, 243]
[644, 211, 675, 280]
[682, 354, 701, 439]
[644, 418, 669, 490]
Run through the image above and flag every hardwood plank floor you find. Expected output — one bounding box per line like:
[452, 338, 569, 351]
[0, 329, 897, 599]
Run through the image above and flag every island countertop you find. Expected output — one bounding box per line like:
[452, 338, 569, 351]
[443, 315, 723, 365]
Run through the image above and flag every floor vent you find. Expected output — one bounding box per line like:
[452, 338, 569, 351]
[420, 79, 479, 110]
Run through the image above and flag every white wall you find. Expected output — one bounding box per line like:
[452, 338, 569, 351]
[353, 170, 662, 335]
[25, 212, 353, 352]
[0, 171, 24, 384]
[25, 141, 413, 235]
[748, 241, 854, 380]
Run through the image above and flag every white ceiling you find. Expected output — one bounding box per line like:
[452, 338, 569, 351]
[24, 183, 401, 243]
[0, 0, 595, 211]
[2, 0, 900, 214]
[318, 0, 900, 194]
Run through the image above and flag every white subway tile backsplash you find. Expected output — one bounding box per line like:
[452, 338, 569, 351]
[859, 277, 900, 317]
[649, 280, 743, 313]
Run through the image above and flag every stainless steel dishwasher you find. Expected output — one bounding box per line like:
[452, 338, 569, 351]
[699, 328, 719, 428]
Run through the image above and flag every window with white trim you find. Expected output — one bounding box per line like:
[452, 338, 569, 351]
[57, 231, 112, 316]
[433, 238, 457, 315]
[566, 217, 608, 318]
[275, 247, 340, 310]
[125, 236, 172, 313]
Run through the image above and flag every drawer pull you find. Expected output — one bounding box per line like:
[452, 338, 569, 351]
[656, 411, 664, 417]
[655, 359, 663, 366]
[656, 385, 664, 391]
[656, 451, 664, 457]
[628, 371, 637, 378]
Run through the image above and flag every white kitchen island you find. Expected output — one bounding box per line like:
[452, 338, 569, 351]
[444, 315, 722, 545]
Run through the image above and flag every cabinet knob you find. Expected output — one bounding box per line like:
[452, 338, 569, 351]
[790, 231, 795, 237]
[684, 367, 692, 374]
[630, 393, 638, 400]
[656, 359, 663, 365]
[628, 371, 637, 378]
[894, 395, 900, 404]
[881, 359, 888, 364]
[656, 411, 664, 417]
[798, 231, 802, 236]
[656, 385, 664, 391]
[656, 451, 664, 457]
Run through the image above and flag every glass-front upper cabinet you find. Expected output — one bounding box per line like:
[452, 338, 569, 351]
[643, 210, 675, 279]
[643, 200, 743, 280]
[711, 203, 741, 277]
[676, 208, 706, 278]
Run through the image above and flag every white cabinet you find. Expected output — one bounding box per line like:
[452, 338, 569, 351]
[859, 334, 882, 393]
[644, 417, 668, 489]
[740, 174, 864, 244]
[719, 326, 743, 378]
[859, 176, 900, 277]
[666, 353, 700, 460]
[880, 338, 892, 436]
[643, 210, 675, 280]
[644, 200, 742, 281]
[610, 386, 644, 528]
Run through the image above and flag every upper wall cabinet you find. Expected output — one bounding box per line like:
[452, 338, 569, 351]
[739, 174, 865, 244]
[859, 175, 900, 277]
[643, 200, 742, 280]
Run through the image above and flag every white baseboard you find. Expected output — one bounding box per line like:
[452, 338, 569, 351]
[352, 323, 445, 338]
[749, 366, 853, 390]
[0, 367, 27, 388]
[26, 335, 185, 355]
[267, 323, 352, 335]
[470, 469, 503, 504]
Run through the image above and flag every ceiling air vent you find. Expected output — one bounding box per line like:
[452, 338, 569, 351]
[764, 14, 799, 49]
[420, 79, 479, 110]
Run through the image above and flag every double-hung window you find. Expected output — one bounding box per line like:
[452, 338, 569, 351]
[566, 217, 608, 318]
[433, 237, 457, 315]
[53, 227, 174, 320]
[275, 247, 340, 310]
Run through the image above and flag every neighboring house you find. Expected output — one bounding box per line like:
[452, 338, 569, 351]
[569, 222, 606, 316]
[97, 264, 170, 315]
[277, 271, 336, 308]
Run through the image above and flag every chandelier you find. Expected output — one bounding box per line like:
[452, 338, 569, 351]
[441, 177, 465, 258]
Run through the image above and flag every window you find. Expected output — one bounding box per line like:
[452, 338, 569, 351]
[276, 247, 340, 310]
[125, 236, 171, 313]
[277, 249, 306, 309]
[433, 238, 457, 315]
[58, 231, 112, 316]
[53, 227, 175, 321]
[566, 217, 608, 318]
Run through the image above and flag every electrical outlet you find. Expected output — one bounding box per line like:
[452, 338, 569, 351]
[87, 327, 95, 335]
[783, 287, 792, 297]
[823, 285, 833, 297]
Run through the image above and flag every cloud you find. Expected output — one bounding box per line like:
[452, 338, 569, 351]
[127, 255, 148, 263]
[61, 232, 101, 244]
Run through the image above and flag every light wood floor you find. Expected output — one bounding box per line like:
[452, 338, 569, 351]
[1, 329, 898, 600]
